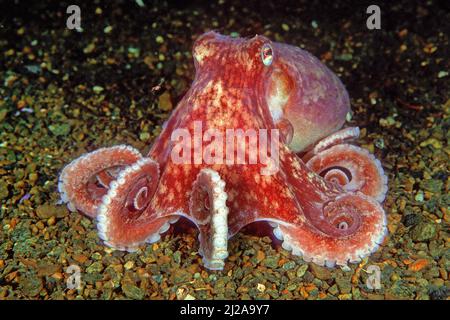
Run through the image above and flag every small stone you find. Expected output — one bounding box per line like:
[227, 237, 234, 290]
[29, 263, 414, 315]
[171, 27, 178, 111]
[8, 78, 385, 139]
[437, 71, 448, 78]
[420, 138, 442, 149]
[281, 23, 290, 31]
[93, 86, 104, 94]
[128, 47, 140, 58]
[414, 191, 424, 202]
[158, 91, 173, 111]
[19, 273, 43, 297]
[282, 261, 296, 270]
[122, 283, 145, 300]
[86, 261, 104, 273]
[328, 284, 339, 295]
[335, 274, 352, 294]
[83, 42, 95, 54]
[124, 261, 135, 270]
[336, 53, 353, 61]
[48, 123, 71, 136]
[402, 214, 421, 227]
[408, 259, 429, 272]
[155, 35, 164, 44]
[296, 264, 308, 278]
[310, 264, 331, 280]
[139, 132, 150, 141]
[338, 293, 352, 300]
[428, 286, 448, 300]
[103, 25, 113, 34]
[386, 281, 414, 300]
[47, 216, 56, 226]
[256, 283, 266, 292]
[411, 222, 437, 242]
[36, 204, 69, 219]
[263, 255, 279, 269]
[0, 181, 9, 200]
[256, 250, 265, 263]
[171, 269, 192, 284]
[420, 179, 443, 193]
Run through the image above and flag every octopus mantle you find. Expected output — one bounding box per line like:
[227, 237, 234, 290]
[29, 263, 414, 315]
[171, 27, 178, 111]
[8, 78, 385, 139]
[59, 32, 388, 270]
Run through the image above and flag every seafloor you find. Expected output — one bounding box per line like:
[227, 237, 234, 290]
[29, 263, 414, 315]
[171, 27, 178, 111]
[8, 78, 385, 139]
[0, 0, 448, 300]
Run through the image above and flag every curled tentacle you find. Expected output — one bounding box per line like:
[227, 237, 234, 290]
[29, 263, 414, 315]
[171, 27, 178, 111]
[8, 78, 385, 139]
[189, 168, 229, 270]
[58, 145, 142, 217]
[302, 127, 360, 162]
[272, 192, 387, 267]
[96, 157, 174, 251]
[306, 144, 388, 202]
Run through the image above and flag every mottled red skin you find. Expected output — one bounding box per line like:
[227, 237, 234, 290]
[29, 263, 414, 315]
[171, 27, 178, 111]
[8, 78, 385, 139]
[59, 32, 388, 268]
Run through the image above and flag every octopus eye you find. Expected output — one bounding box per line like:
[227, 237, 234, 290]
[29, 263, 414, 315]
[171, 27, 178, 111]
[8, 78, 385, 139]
[261, 43, 273, 66]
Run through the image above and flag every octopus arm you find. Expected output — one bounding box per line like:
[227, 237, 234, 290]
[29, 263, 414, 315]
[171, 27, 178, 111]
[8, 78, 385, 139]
[302, 127, 389, 202]
[228, 147, 387, 268]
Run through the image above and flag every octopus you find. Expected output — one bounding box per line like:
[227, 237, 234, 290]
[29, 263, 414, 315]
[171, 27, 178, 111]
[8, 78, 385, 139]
[59, 31, 388, 270]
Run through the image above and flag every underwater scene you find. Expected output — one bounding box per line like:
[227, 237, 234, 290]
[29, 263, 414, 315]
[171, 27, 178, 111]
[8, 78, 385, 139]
[0, 0, 448, 301]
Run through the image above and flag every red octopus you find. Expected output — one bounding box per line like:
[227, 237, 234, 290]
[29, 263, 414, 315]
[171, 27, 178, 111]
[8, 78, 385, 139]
[59, 32, 388, 270]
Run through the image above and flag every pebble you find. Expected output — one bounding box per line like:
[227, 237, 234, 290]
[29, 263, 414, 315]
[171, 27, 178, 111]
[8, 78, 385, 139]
[335, 274, 352, 294]
[0, 181, 9, 200]
[437, 71, 448, 78]
[36, 204, 69, 219]
[158, 91, 173, 111]
[411, 222, 437, 242]
[402, 214, 421, 227]
[48, 123, 71, 136]
[86, 261, 104, 274]
[19, 273, 43, 297]
[263, 255, 279, 269]
[124, 261, 135, 270]
[310, 264, 332, 280]
[93, 86, 104, 94]
[296, 264, 308, 278]
[103, 26, 113, 34]
[122, 283, 145, 300]
[282, 261, 296, 270]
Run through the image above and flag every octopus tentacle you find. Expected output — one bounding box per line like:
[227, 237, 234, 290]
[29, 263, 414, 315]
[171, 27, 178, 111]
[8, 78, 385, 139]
[58, 145, 142, 217]
[95, 157, 175, 251]
[302, 127, 360, 162]
[189, 168, 229, 270]
[272, 192, 387, 267]
[306, 144, 388, 202]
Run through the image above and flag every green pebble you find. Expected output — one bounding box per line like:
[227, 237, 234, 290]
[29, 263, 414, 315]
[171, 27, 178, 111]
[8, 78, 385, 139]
[86, 261, 104, 273]
[92, 86, 104, 94]
[282, 261, 296, 270]
[122, 283, 145, 300]
[139, 132, 150, 141]
[411, 222, 437, 242]
[263, 255, 279, 269]
[0, 181, 9, 200]
[48, 123, 71, 136]
[296, 264, 308, 278]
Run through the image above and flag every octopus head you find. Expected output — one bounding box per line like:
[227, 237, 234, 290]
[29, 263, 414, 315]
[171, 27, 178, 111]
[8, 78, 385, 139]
[264, 42, 351, 152]
[192, 31, 275, 89]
